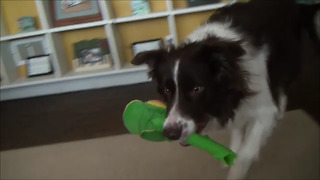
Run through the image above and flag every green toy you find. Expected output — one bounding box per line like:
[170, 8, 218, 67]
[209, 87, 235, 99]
[123, 100, 237, 166]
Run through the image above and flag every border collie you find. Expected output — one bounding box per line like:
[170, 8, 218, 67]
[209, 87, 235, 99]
[132, 0, 319, 179]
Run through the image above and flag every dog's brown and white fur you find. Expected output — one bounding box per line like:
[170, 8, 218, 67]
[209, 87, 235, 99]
[132, 0, 320, 179]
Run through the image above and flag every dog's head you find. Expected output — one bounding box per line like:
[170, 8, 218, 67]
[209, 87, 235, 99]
[132, 38, 250, 143]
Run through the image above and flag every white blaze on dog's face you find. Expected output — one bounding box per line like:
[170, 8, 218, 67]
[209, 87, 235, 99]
[131, 38, 248, 143]
[162, 60, 197, 142]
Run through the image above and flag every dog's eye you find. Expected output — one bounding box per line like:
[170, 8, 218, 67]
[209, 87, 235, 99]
[190, 86, 204, 97]
[193, 86, 204, 93]
[164, 88, 171, 95]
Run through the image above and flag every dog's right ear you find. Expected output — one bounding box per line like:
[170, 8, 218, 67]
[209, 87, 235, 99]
[131, 50, 166, 79]
[131, 49, 165, 68]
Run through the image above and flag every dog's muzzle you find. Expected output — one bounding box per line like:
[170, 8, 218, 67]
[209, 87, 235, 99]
[162, 123, 182, 140]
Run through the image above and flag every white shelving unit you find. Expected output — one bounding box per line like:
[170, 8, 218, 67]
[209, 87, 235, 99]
[0, 0, 235, 101]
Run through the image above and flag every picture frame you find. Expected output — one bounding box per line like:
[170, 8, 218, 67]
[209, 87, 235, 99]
[50, 0, 102, 27]
[10, 36, 54, 77]
[10, 36, 50, 66]
[72, 54, 112, 72]
[72, 38, 113, 72]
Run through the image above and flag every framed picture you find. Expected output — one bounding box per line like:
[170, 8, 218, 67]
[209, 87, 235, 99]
[72, 38, 112, 72]
[50, 0, 102, 27]
[10, 37, 53, 77]
[10, 36, 50, 66]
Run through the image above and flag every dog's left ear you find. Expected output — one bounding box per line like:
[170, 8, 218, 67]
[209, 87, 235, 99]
[200, 40, 245, 78]
[203, 40, 253, 96]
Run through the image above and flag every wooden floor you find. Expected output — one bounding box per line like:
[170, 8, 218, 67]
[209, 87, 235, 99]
[1, 82, 158, 151]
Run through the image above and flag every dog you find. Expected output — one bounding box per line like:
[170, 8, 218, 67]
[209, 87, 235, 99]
[131, 0, 320, 179]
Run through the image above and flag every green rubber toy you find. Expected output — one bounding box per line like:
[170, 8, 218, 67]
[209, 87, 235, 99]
[123, 100, 237, 166]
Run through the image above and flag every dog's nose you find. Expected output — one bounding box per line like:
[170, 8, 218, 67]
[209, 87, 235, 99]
[163, 123, 182, 140]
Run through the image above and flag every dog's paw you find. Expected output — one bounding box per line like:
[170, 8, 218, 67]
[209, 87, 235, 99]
[226, 154, 252, 180]
[227, 166, 247, 180]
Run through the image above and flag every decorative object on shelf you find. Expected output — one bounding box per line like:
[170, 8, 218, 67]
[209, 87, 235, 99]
[11, 38, 53, 77]
[187, 0, 220, 7]
[26, 54, 53, 77]
[132, 39, 163, 57]
[18, 16, 36, 32]
[130, 0, 150, 15]
[72, 38, 112, 72]
[50, 0, 102, 27]
[10, 36, 51, 66]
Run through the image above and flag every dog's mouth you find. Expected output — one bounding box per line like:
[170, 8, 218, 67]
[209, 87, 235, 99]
[195, 119, 209, 134]
[179, 117, 209, 146]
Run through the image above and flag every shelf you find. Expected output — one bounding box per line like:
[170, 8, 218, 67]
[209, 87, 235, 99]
[111, 1, 234, 24]
[1, 74, 56, 89]
[0, 80, 10, 87]
[0, 30, 47, 41]
[63, 67, 116, 80]
[0, 65, 150, 101]
[0, 0, 237, 101]
[120, 63, 148, 72]
[0, 65, 147, 90]
[49, 20, 110, 33]
[63, 64, 148, 80]
[112, 11, 169, 24]
[0, 2, 234, 41]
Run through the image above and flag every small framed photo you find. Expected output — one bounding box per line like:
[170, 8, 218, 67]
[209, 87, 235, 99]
[72, 38, 112, 72]
[132, 39, 163, 57]
[50, 0, 102, 27]
[10, 36, 53, 77]
[10, 36, 50, 66]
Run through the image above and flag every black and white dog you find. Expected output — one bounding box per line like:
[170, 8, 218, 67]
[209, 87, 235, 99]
[132, 0, 319, 179]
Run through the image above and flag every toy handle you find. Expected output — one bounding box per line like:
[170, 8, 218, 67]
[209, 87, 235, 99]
[186, 133, 237, 166]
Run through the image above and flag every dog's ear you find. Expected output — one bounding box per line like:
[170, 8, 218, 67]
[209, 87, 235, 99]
[131, 50, 165, 67]
[131, 50, 166, 79]
[201, 40, 252, 97]
[200, 40, 245, 79]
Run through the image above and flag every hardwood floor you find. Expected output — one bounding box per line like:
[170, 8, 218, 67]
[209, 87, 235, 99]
[1, 82, 158, 151]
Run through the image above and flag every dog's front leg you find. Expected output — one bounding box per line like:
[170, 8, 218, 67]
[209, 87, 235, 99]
[227, 115, 276, 180]
[230, 128, 243, 153]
